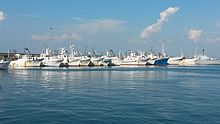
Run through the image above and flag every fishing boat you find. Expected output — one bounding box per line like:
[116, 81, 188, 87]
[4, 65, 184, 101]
[9, 48, 43, 67]
[79, 56, 92, 66]
[121, 51, 148, 66]
[68, 44, 92, 66]
[89, 48, 103, 66]
[195, 49, 220, 65]
[146, 52, 168, 65]
[101, 50, 119, 66]
[105, 49, 122, 66]
[90, 56, 103, 66]
[68, 57, 81, 66]
[10, 56, 43, 67]
[179, 58, 197, 65]
[147, 41, 169, 65]
[168, 50, 185, 65]
[39, 48, 63, 67]
[168, 55, 184, 65]
[147, 55, 169, 65]
[57, 48, 69, 67]
[0, 60, 10, 69]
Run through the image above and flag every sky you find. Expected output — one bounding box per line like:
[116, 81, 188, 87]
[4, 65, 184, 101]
[0, 0, 220, 58]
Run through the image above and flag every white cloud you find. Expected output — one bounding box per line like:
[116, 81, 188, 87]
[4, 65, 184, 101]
[206, 37, 220, 43]
[140, 7, 179, 39]
[0, 11, 6, 22]
[188, 29, 202, 43]
[72, 16, 83, 21]
[31, 19, 125, 42]
[75, 19, 125, 34]
[31, 32, 81, 42]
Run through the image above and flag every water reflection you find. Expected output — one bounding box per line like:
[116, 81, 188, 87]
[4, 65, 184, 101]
[5, 66, 217, 96]
[5, 67, 172, 90]
[1, 66, 220, 124]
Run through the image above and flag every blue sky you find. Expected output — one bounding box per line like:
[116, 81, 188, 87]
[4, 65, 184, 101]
[0, 0, 220, 58]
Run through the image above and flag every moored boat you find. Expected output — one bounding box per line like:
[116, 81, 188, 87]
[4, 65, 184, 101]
[121, 51, 148, 66]
[179, 58, 197, 65]
[39, 48, 63, 67]
[0, 60, 10, 69]
[9, 55, 43, 67]
[195, 49, 220, 65]
[168, 55, 185, 65]
[9, 48, 43, 67]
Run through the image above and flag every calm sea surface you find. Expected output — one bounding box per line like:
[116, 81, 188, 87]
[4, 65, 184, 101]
[0, 65, 220, 124]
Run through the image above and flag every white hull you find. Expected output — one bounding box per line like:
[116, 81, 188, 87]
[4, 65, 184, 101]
[91, 59, 104, 66]
[168, 57, 184, 65]
[9, 59, 42, 67]
[147, 59, 156, 65]
[195, 55, 220, 65]
[196, 60, 220, 65]
[41, 57, 63, 67]
[0, 61, 10, 69]
[41, 61, 62, 67]
[179, 58, 197, 65]
[111, 58, 122, 66]
[80, 60, 92, 66]
[121, 60, 147, 66]
[68, 60, 81, 67]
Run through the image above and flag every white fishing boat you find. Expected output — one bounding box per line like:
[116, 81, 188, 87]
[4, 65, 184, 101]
[10, 55, 43, 67]
[168, 56, 184, 65]
[179, 58, 197, 65]
[68, 45, 81, 66]
[57, 48, 69, 67]
[101, 56, 112, 66]
[41, 56, 63, 67]
[121, 51, 148, 66]
[79, 56, 91, 66]
[91, 57, 104, 66]
[111, 56, 122, 66]
[68, 59, 81, 66]
[39, 48, 63, 67]
[105, 50, 122, 66]
[0, 60, 10, 69]
[195, 49, 220, 65]
[9, 48, 43, 67]
[89, 48, 104, 66]
[67, 44, 92, 66]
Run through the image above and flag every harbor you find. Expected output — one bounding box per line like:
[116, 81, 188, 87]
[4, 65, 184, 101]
[1, 1, 220, 124]
[1, 42, 220, 70]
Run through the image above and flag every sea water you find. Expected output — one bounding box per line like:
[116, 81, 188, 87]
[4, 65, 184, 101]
[0, 65, 220, 124]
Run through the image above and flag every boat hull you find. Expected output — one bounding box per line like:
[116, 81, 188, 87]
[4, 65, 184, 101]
[41, 61, 62, 67]
[0, 61, 10, 69]
[91, 60, 104, 66]
[9, 59, 42, 67]
[154, 58, 169, 65]
[179, 58, 197, 65]
[79, 60, 93, 66]
[68, 60, 81, 67]
[168, 57, 184, 65]
[147, 58, 168, 65]
[121, 61, 147, 66]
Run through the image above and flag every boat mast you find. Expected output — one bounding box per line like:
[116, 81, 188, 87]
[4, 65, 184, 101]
[161, 41, 166, 57]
